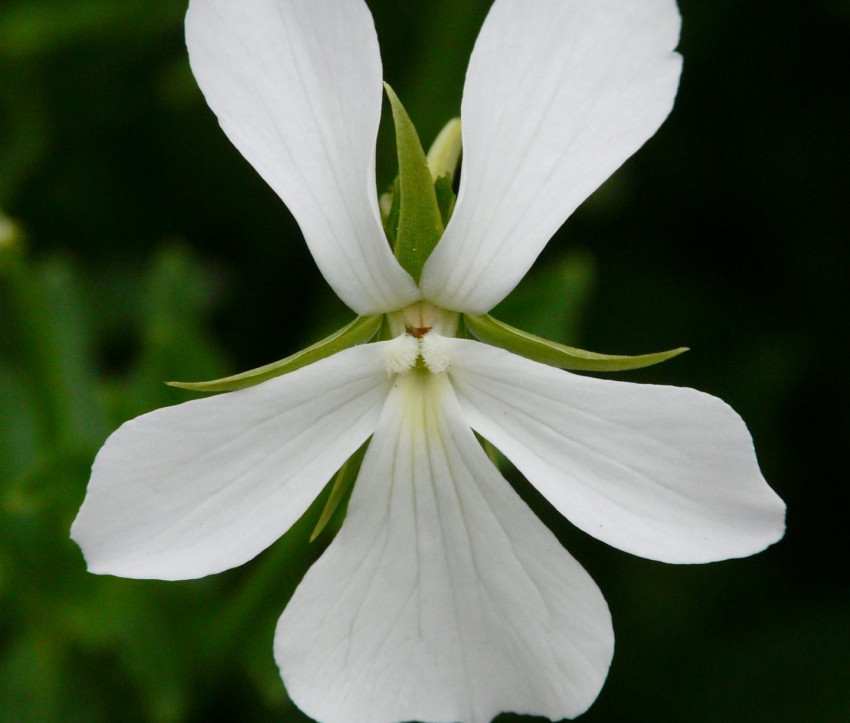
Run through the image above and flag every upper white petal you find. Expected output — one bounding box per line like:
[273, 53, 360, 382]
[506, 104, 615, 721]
[185, 0, 419, 314]
[71, 342, 396, 580]
[447, 340, 786, 564]
[276, 372, 612, 723]
[420, 0, 683, 313]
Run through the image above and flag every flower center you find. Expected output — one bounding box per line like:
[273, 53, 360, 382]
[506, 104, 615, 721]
[384, 302, 457, 376]
[384, 331, 453, 376]
[387, 301, 459, 339]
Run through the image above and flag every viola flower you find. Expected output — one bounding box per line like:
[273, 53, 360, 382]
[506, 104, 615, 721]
[71, 1, 786, 722]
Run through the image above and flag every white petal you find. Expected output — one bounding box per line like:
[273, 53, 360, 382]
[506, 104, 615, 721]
[185, 0, 419, 314]
[276, 372, 612, 723]
[420, 0, 683, 312]
[447, 340, 786, 564]
[71, 343, 396, 580]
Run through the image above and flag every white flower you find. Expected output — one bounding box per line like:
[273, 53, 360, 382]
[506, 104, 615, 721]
[71, 1, 786, 722]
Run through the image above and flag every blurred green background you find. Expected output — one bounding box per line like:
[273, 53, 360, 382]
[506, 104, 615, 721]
[1, 0, 847, 721]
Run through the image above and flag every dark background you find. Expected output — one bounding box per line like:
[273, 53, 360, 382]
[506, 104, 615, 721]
[1, 0, 847, 721]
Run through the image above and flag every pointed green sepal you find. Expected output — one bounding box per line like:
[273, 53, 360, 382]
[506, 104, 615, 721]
[310, 441, 368, 541]
[464, 313, 688, 372]
[167, 315, 382, 393]
[384, 83, 444, 282]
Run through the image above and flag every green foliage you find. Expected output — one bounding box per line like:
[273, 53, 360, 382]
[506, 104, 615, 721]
[0, 243, 315, 722]
[0, 0, 183, 58]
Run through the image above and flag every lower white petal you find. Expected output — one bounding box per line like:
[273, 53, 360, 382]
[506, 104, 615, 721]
[276, 372, 612, 723]
[446, 339, 786, 564]
[71, 343, 396, 580]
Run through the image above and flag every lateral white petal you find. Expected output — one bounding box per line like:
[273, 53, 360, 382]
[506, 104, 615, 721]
[71, 343, 395, 580]
[276, 372, 612, 723]
[447, 340, 786, 564]
[185, 0, 418, 313]
[421, 0, 683, 312]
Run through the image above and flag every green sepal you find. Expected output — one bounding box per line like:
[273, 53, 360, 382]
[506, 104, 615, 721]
[310, 441, 368, 542]
[384, 83, 444, 282]
[167, 315, 382, 393]
[464, 313, 688, 372]
[434, 173, 457, 226]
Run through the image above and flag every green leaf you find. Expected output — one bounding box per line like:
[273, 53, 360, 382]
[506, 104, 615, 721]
[0, 364, 43, 483]
[130, 246, 229, 409]
[1, 249, 107, 448]
[384, 83, 444, 282]
[310, 441, 368, 542]
[0, 214, 24, 257]
[168, 315, 382, 393]
[464, 313, 688, 372]
[0, 0, 184, 59]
